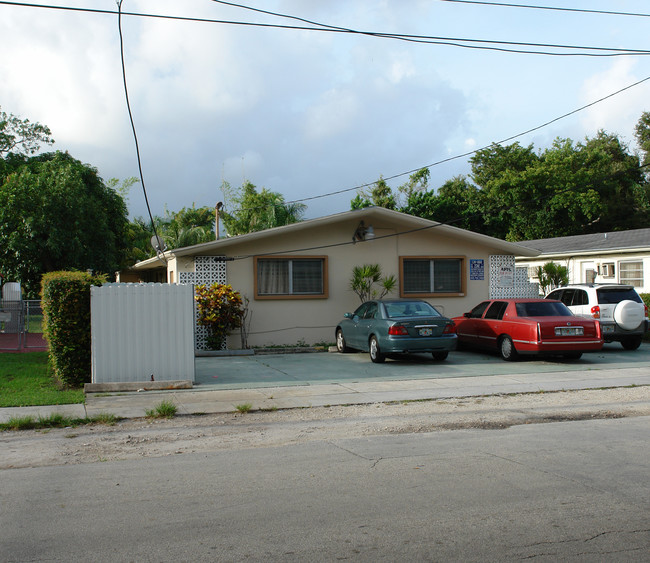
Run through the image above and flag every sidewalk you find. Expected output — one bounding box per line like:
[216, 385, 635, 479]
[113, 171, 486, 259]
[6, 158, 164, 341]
[2, 365, 649, 424]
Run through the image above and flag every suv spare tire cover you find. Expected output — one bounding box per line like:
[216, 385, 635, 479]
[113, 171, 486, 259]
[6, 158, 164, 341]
[613, 300, 644, 331]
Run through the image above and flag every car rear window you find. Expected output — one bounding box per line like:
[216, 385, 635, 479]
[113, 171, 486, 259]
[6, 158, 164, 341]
[385, 301, 441, 318]
[596, 288, 642, 304]
[515, 301, 572, 317]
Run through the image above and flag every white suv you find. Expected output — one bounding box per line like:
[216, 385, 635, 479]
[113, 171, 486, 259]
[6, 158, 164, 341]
[546, 284, 648, 350]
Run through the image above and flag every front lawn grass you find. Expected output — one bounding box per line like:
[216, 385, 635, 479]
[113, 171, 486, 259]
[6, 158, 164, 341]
[0, 352, 85, 407]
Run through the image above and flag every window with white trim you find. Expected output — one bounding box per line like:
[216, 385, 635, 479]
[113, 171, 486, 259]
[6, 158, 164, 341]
[619, 261, 643, 287]
[400, 257, 464, 297]
[255, 256, 328, 299]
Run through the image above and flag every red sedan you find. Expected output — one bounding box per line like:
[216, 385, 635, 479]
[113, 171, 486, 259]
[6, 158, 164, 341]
[452, 299, 603, 361]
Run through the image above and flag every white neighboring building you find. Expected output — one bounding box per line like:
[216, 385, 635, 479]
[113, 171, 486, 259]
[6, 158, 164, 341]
[516, 228, 650, 294]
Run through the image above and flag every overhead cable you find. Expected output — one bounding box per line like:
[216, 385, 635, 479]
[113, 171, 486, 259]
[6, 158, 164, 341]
[440, 0, 650, 19]
[1, 1, 648, 56]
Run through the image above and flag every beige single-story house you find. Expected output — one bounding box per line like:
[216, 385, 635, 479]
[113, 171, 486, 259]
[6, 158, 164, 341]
[516, 228, 650, 294]
[124, 207, 539, 349]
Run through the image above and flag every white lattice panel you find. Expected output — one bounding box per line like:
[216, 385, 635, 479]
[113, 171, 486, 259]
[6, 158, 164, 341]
[185, 257, 228, 350]
[489, 255, 539, 298]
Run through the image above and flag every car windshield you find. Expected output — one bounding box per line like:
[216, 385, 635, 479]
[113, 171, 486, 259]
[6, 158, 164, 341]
[515, 301, 572, 317]
[596, 288, 642, 304]
[384, 301, 441, 318]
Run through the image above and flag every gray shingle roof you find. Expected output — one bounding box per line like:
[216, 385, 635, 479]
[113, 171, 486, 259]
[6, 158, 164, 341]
[518, 228, 650, 254]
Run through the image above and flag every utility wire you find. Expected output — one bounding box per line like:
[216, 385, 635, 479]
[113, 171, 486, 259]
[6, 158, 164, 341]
[210, 0, 650, 56]
[224, 73, 650, 215]
[212, 181, 612, 263]
[440, 0, 650, 19]
[116, 0, 165, 262]
[1, 1, 648, 56]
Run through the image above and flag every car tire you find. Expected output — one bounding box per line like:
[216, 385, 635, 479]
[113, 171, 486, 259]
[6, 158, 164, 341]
[613, 300, 645, 331]
[563, 352, 583, 360]
[499, 336, 518, 361]
[336, 329, 349, 353]
[369, 336, 385, 363]
[432, 351, 448, 361]
[621, 336, 642, 351]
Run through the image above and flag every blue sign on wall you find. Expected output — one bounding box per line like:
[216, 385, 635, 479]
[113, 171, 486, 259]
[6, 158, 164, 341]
[470, 259, 484, 280]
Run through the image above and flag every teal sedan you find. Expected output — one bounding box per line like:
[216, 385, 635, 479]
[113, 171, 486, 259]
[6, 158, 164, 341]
[335, 300, 457, 363]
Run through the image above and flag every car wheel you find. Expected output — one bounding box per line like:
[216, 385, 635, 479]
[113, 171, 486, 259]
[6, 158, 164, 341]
[499, 336, 518, 361]
[563, 352, 582, 360]
[336, 329, 349, 353]
[369, 336, 385, 363]
[621, 336, 642, 351]
[432, 351, 448, 361]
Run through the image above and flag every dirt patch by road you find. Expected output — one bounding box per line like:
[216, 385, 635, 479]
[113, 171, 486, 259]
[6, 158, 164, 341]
[2, 386, 649, 469]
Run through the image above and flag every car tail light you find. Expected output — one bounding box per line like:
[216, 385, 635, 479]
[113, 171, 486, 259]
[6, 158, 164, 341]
[388, 324, 409, 336]
[591, 305, 600, 319]
[443, 322, 455, 335]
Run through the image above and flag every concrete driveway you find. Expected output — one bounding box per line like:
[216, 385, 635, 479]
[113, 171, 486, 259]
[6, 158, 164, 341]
[195, 342, 650, 390]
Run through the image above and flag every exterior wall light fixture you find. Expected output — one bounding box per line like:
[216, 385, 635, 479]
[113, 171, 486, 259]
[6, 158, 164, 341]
[352, 221, 375, 242]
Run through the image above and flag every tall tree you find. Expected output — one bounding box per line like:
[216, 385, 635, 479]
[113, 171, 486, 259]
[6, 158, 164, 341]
[0, 105, 54, 157]
[403, 175, 486, 233]
[0, 151, 129, 297]
[634, 111, 650, 172]
[351, 176, 397, 210]
[220, 180, 306, 236]
[160, 204, 216, 249]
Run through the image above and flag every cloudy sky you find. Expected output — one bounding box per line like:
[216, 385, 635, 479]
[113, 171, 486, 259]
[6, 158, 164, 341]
[2, 0, 649, 221]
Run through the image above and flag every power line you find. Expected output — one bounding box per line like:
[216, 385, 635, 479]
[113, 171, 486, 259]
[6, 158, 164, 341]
[226, 73, 650, 213]
[440, 0, 650, 19]
[116, 0, 165, 262]
[1, 1, 649, 56]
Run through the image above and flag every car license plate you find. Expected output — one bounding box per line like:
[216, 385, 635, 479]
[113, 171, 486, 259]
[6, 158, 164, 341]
[555, 327, 583, 336]
[601, 324, 615, 334]
[419, 328, 433, 336]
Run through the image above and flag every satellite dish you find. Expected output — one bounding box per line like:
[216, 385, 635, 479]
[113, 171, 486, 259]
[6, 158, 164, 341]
[151, 235, 167, 253]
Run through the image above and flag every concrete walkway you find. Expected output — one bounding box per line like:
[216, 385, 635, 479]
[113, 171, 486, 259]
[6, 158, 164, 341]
[2, 357, 649, 423]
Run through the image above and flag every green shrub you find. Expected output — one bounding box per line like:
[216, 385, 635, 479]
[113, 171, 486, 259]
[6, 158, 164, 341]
[195, 283, 244, 350]
[41, 271, 106, 388]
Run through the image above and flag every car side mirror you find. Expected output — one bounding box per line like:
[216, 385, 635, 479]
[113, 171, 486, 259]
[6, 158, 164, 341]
[344, 312, 353, 319]
[464, 312, 471, 318]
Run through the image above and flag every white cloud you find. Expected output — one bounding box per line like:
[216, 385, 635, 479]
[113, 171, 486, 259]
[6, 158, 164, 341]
[580, 59, 646, 142]
[303, 88, 360, 140]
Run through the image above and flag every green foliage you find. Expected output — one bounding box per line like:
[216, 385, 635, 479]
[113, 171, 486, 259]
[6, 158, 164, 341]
[195, 283, 244, 349]
[235, 402, 253, 413]
[635, 111, 650, 171]
[160, 203, 216, 250]
[0, 412, 118, 432]
[220, 180, 306, 235]
[356, 117, 650, 241]
[0, 151, 129, 297]
[536, 262, 569, 295]
[145, 400, 177, 419]
[351, 176, 397, 210]
[41, 271, 105, 388]
[350, 264, 397, 303]
[0, 105, 54, 157]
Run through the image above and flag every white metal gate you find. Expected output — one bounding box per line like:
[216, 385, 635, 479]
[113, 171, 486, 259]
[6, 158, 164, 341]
[91, 283, 195, 383]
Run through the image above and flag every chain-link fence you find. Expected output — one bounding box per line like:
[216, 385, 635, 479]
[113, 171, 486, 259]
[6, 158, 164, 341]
[0, 300, 47, 351]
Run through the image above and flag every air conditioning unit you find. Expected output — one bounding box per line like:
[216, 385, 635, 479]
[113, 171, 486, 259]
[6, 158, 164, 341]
[601, 263, 615, 277]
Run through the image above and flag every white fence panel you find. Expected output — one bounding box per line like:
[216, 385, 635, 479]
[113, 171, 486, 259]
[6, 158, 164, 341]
[91, 283, 195, 383]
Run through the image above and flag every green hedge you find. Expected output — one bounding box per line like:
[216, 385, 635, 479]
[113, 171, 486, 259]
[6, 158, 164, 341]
[41, 271, 106, 388]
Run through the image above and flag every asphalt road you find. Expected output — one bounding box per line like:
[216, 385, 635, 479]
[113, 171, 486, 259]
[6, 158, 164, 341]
[2, 416, 648, 562]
